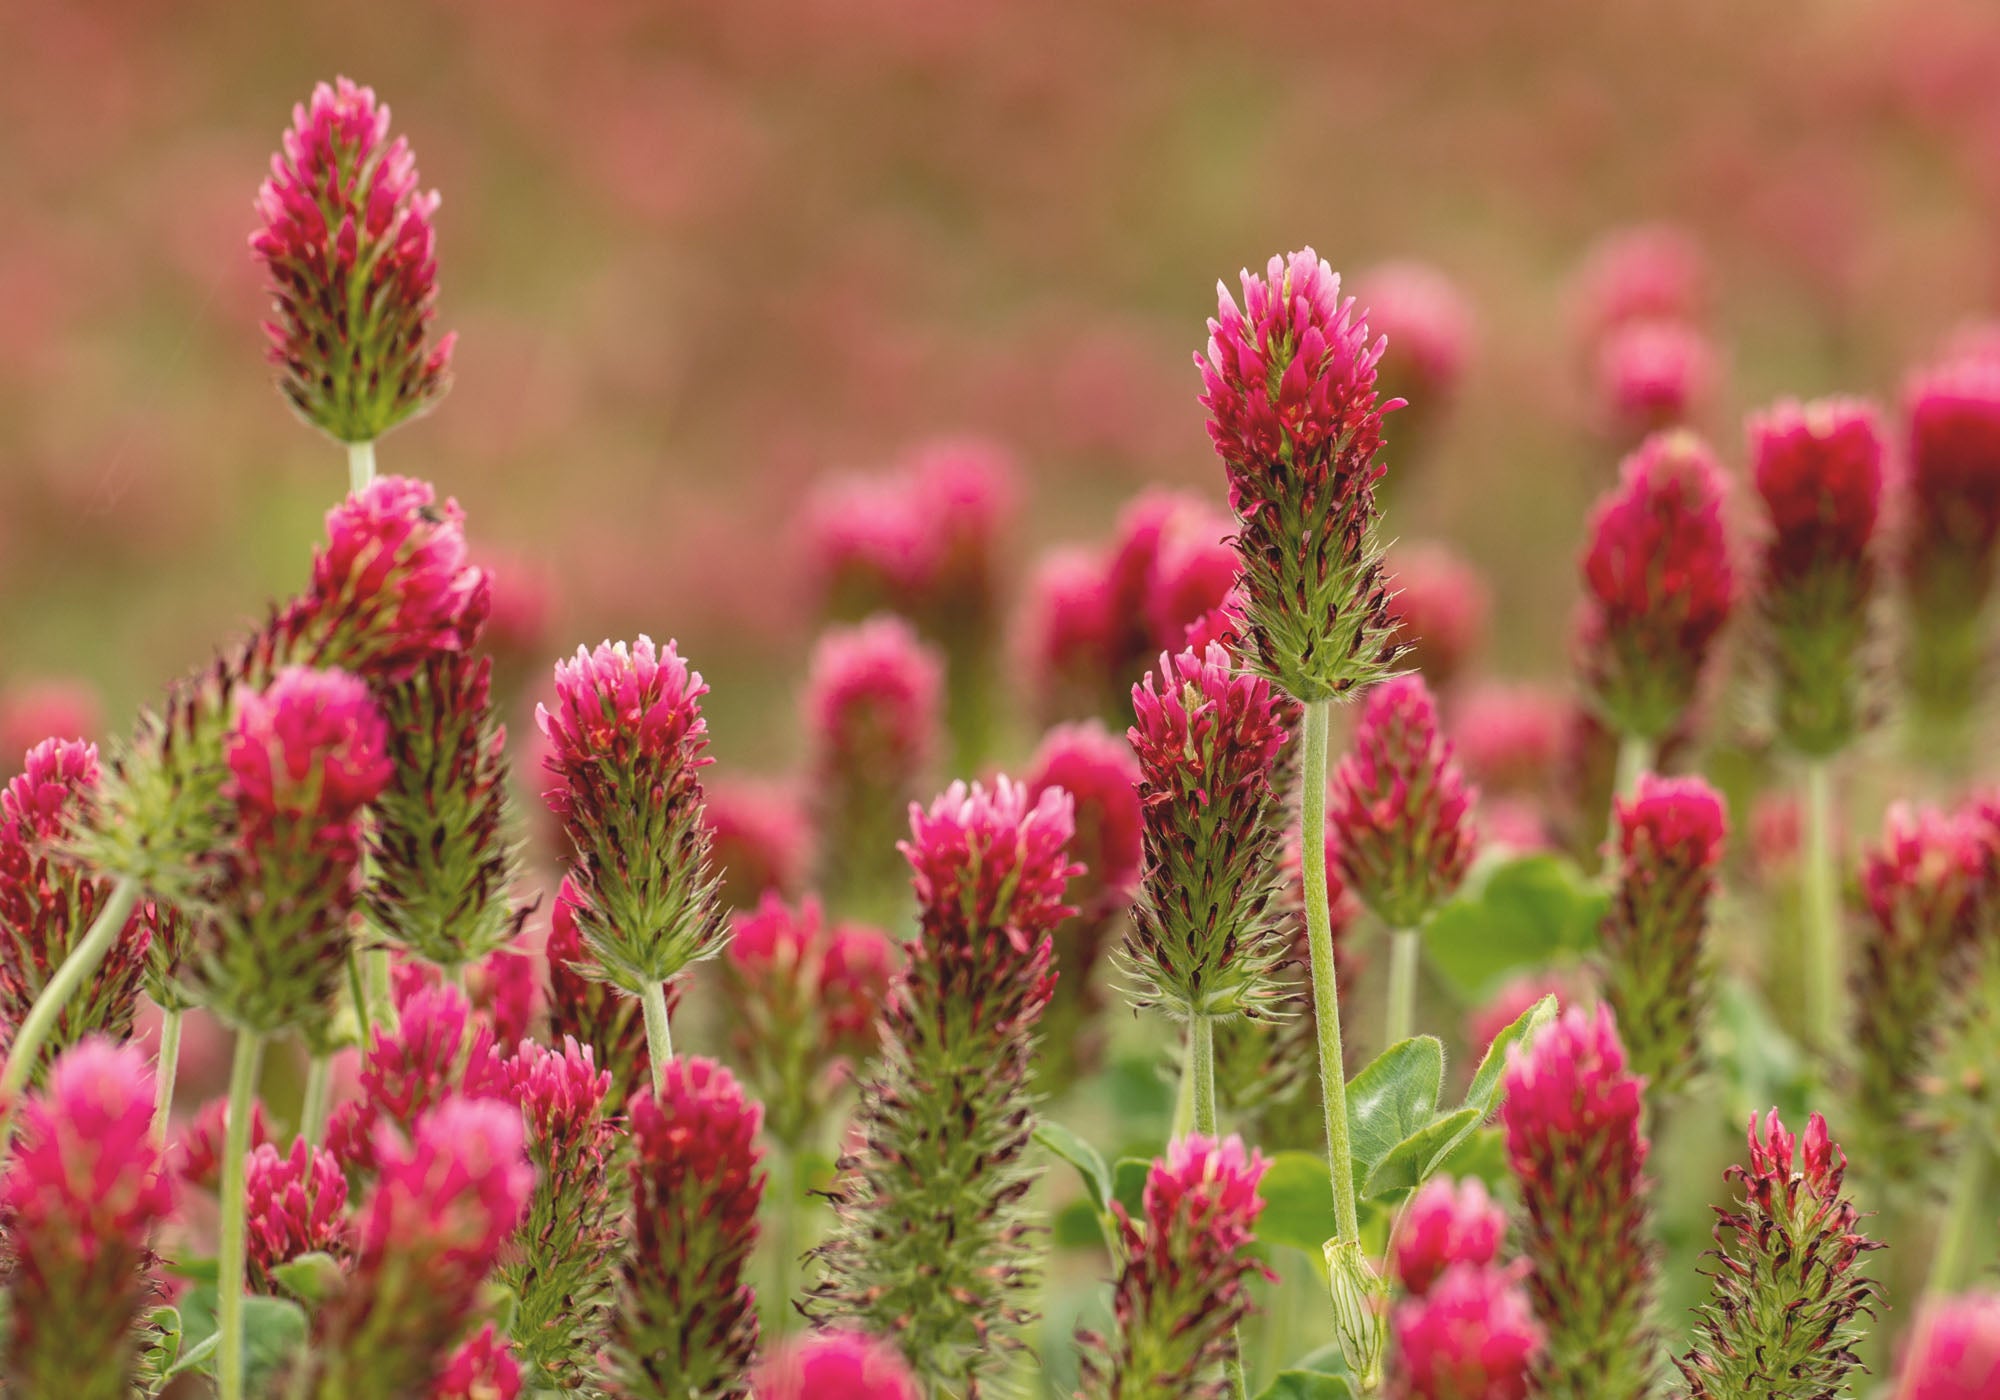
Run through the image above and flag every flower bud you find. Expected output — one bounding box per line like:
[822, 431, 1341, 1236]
[1389, 1262, 1543, 1400]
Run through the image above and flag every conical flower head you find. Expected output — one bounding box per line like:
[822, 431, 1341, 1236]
[1500, 1004, 1656, 1400]
[498, 1035, 618, 1393]
[1332, 674, 1478, 930]
[614, 1055, 765, 1400]
[721, 893, 894, 1147]
[326, 981, 510, 1174]
[1575, 431, 1736, 740]
[809, 779, 1076, 1392]
[1198, 247, 1403, 703]
[0, 740, 154, 1075]
[1893, 1293, 2000, 1400]
[1389, 1262, 1544, 1400]
[1078, 1134, 1273, 1400]
[1124, 643, 1296, 1017]
[251, 76, 454, 442]
[804, 615, 943, 923]
[1392, 1176, 1509, 1298]
[245, 1138, 352, 1292]
[538, 636, 724, 995]
[301, 1097, 532, 1398]
[1598, 772, 1726, 1098]
[753, 1331, 921, 1400]
[1902, 355, 2000, 742]
[705, 776, 810, 910]
[1850, 802, 1993, 1183]
[186, 666, 390, 1038]
[2, 1039, 171, 1400]
[1749, 397, 1887, 756]
[1680, 1110, 1878, 1400]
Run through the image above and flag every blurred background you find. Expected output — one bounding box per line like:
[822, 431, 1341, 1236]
[4, 0, 2000, 768]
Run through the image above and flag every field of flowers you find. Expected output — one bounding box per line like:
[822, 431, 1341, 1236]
[7, 3, 2000, 1397]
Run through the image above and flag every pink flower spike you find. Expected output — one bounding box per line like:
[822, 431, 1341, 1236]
[1332, 674, 1478, 930]
[753, 1331, 922, 1400]
[1575, 430, 1736, 740]
[1893, 1293, 2000, 1400]
[1, 1039, 171, 1396]
[1025, 720, 1143, 918]
[704, 776, 811, 910]
[245, 1137, 352, 1291]
[0, 678, 102, 761]
[227, 665, 392, 831]
[1392, 1177, 1509, 1298]
[1389, 1262, 1544, 1400]
[1594, 318, 1717, 438]
[1452, 683, 1565, 796]
[1386, 542, 1490, 691]
[902, 777, 1080, 957]
[252, 76, 453, 442]
[1571, 225, 1709, 348]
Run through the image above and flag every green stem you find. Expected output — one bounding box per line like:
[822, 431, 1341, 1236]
[0, 875, 141, 1106]
[772, 1147, 799, 1339]
[1171, 1020, 1200, 1139]
[1928, 1134, 1992, 1297]
[640, 979, 674, 1090]
[345, 948, 373, 1048]
[151, 1006, 183, 1145]
[1385, 928, 1420, 1048]
[363, 946, 396, 1043]
[1608, 733, 1654, 849]
[1301, 701, 1361, 1248]
[299, 1053, 332, 1147]
[1802, 761, 1842, 1060]
[217, 1029, 266, 1400]
[347, 439, 376, 494]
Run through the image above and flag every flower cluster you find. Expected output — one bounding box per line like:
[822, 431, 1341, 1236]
[1575, 431, 1736, 741]
[245, 1138, 352, 1291]
[811, 779, 1076, 1393]
[539, 636, 724, 996]
[613, 1055, 766, 1399]
[1748, 397, 1887, 755]
[1893, 1294, 2000, 1400]
[753, 1331, 922, 1400]
[1680, 1111, 1878, 1400]
[1331, 674, 1478, 931]
[1502, 1005, 1657, 1400]
[1, 1040, 171, 1399]
[1078, 1135, 1273, 1400]
[1390, 1262, 1545, 1400]
[251, 76, 454, 442]
[1198, 248, 1404, 702]
[1598, 772, 1728, 1098]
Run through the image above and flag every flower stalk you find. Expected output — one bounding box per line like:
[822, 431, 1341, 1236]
[217, 1029, 266, 1400]
[0, 873, 140, 1106]
[1802, 760, 1840, 1058]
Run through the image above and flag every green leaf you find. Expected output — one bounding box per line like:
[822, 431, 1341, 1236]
[1034, 1121, 1113, 1213]
[1253, 1150, 1338, 1256]
[1111, 1156, 1152, 1218]
[170, 1287, 308, 1389]
[1345, 1037, 1444, 1191]
[1423, 855, 1606, 1000]
[1434, 1125, 1508, 1189]
[1710, 975, 1814, 1127]
[1255, 1369, 1356, 1400]
[1365, 1105, 1484, 1196]
[1053, 1197, 1106, 1249]
[267, 1250, 343, 1305]
[1464, 993, 1559, 1114]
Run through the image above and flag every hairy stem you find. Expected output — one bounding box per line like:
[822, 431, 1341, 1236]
[0, 874, 141, 1107]
[1608, 734, 1654, 848]
[1802, 761, 1841, 1059]
[640, 979, 674, 1091]
[347, 438, 377, 494]
[298, 1053, 332, 1146]
[1302, 701, 1360, 1246]
[1385, 928, 1420, 1048]
[218, 1029, 266, 1400]
[152, 1006, 183, 1145]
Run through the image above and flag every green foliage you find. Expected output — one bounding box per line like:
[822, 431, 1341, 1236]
[1424, 854, 1607, 1000]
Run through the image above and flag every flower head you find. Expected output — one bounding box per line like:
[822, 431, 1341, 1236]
[705, 776, 810, 910]
[1122, 644, 1296, 1017]
[1, 1040, 171, 1397]
[1575, 430, 1736, 740]
[1748, 396, 1887, 756]
[902, 778, 1080, 964]
[614, 1056, 766, 1399]
[1571, 225, 1708, 348]
[1501, 1005, 1656, 1400]
[538, 636, 722, 994]
[1386, 543, 1490, 691]
[1452, 683, 1565, 797]
[1680, 1111, 1879, 1400]
[1355, 260, 1473, 420]
[1332, 675, 1478, 930]
[0, 679, 100, 762]
[1198, 248, 1403, 702]
[1080, 1135, 1273, 1400]
[326, 982, 509, 1173]
[303, 1098, 533, 1396]
[227, 665, 391, 835]
[1599, 773, 1727, 1098]
[251, 76, 453, 441]
[753, 1331, 922, 1400]
[1393, 1177, 1509, 1298]
[1893, 1293, 2000, 1400]
[308, 475, 487, 682]
[1389, 1262, 1544, 1400]
[1594, 319, 1717, 438]
[245, 1137, 352, 1292]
